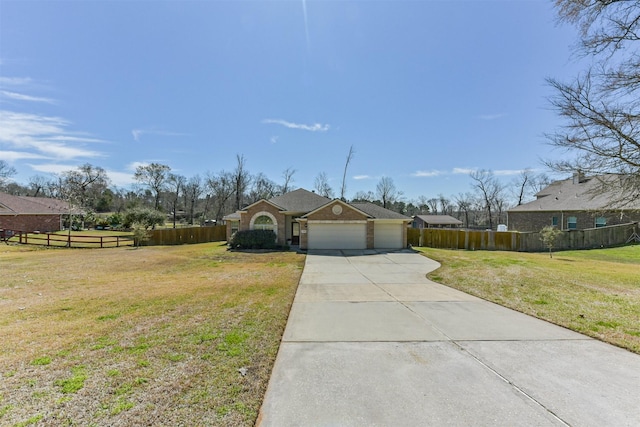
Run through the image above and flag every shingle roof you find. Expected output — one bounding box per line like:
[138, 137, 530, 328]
[350, 202, 411, 220]
[268, 188, 332, 213]
[414, 214, 463, 225]
[508, 174, 640, 212]
[0, 192, 75, 215]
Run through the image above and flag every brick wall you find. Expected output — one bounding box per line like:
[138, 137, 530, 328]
[508, 210, 640, 232]
[0, 214, 62, 232]
[241, 201, 287, 246]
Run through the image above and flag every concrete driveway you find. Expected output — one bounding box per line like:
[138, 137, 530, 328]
[257, 250, 640, 426]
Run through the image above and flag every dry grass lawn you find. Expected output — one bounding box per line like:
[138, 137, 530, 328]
[417, 245, 640, 354]
[0, 242, 304, 426]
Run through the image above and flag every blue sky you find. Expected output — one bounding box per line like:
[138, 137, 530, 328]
[0, 0, 584, 202]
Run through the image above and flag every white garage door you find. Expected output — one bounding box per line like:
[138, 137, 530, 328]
[308, 223, 367, 250]
[374, 222, 403, 249]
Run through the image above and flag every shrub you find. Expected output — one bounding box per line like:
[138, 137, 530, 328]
[122, 208, 165, 230]
[229, 229, 277, 249]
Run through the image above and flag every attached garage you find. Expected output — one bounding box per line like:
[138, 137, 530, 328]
[307, 222, 367, 250]
[374, 222, 404, 249]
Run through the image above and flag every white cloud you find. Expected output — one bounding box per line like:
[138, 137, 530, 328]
[353, 175, 373, 180]
[1, 90, 54, 104]
[494, 169, 525, 176]
[270, 136, 279, 144]
[0, 110, 105, 161]
[106, 170, 135, 187]
[477, 113, 506, 120]
[27, 163, 78, 175]
[412, 170, 442, 177]
[126, 161, 148, 171]
[262, 119, 330, 132]
[0, 77, 34, 86]
[0, 150, 47, 161]
[452, 167, 477, 175]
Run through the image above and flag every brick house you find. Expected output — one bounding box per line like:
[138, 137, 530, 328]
[412, 215, 463, 229]
[507, 173, 640, 231]
[0, 192, 77, 232]
[223, 188, 411, 250]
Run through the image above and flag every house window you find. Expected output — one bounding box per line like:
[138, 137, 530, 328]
[567, 216, 577, 230]
[595, 217, 607, 228]
[230, 221, 239, 235]
[253, 215, 275, 231]
[552, 216, 558, 226]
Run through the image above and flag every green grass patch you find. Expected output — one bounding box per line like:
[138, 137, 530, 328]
[30, 356, 51, 366]
[0, 243, 304, 426]
[97, 313, 120, 321]
[14, 414, 43, 426]
[417, 245, 640, 354]
[55, 366, 87, 394]
[0, 404, 14, 418]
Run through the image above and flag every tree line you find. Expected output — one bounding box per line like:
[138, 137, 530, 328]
[0, 156, 551, 230]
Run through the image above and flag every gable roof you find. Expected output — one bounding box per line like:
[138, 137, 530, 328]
[414, 214, 463, 225]
[350, 202, 411, 220]
[0, 192, 74, 215]
[268, 188, 332, 213]
[301, 199, 372, 219]
[223, 189, 411, 221]
[509, 174, 640, 212]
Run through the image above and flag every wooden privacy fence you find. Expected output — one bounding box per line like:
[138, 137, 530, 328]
[408, 222, 639, 252]
[145, 225, 226, 246]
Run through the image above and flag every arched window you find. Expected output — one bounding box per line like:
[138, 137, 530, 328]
[253, 215, 275, 231]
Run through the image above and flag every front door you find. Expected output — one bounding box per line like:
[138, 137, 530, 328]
[291, 222, 300, 245]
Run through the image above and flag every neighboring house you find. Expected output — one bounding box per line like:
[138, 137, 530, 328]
[412, 215, 463, 229]
[223, 188, 411, 250]
[0, 192, 77, 232]
[507, 173, 640, 231]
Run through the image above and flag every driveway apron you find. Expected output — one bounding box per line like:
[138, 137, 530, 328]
[257, 250, 640, 426]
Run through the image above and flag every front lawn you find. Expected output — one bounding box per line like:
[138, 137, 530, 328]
[417, 245, 640, 354]
[0, 243, 304, 426]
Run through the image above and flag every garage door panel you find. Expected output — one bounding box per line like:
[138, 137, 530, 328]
[308, 223, 366, 250]
[374, 223, 403, 249]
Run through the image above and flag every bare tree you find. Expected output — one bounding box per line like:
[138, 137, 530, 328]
[28, 175, 49, 197]
[314, 172, 334, 198]
[248, 173, 277, 203]
[340, 145, 355, 200]
[207, 171, 236, 222]
[426, 198, 439, 214]
[454, 192, 474, 227]
[547, 0, 640, 206]
[232, 154, 251, 210]
[512, 169, 551, 205]
[376, 176, 402, 209]
[0, 160, 17, 188]
[280, 167, 296, 194]
[470, 169, 504, 230]
[60, 163, 110, 210]
[134, 163, 171, 210]
[416, 195, 430, 214]
[184, 175, 203, 225]
[352, 190, 375, 202]
[167, 173, 186, 228]
[438, 194, 453, 215]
